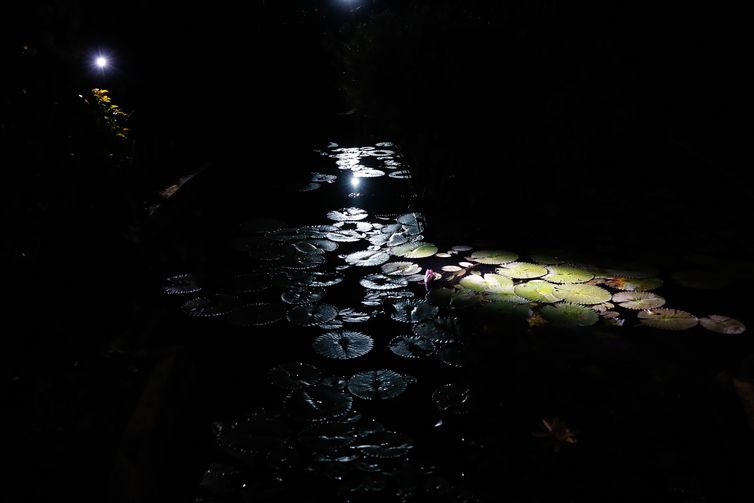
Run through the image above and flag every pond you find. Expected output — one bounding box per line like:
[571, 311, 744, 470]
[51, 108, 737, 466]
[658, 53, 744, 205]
[155, 142, 752, 502]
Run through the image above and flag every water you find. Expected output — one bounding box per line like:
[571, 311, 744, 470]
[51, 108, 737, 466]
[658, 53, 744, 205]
[154, 142, 752, 502]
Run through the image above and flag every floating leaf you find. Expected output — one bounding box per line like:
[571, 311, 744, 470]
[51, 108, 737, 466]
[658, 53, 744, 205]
[326, 229, 365, 242]
[295, 239, 339, 253]
[544, 265, 594, 284]
[351, 431, 413, 458]
[436, 344, 470, 368]
[390, 242, 438, 259]
[287, 303, 339, 326]
[414, 316, 462, 345]
[279, 252, 326, 270]
[381, 261, 421, 276]
[311, 172, 337, 183]
[441, 265, 463, 272]
[467, 249, 519, 265]
[227, 303, 285, 326]
[339, 308, 371, 323]
[389, 335, 436, 358]
[458, 273, 514, 294]
[432, 384, 472, 414]
[638, 308, 699, 330]
[605, 277, 664, 291]
[360, 273, 409, 290]
[513, 280, 562, 303]
[326, 207, 368, 222]
[451, 245, 473, 252]
[362, 289, 414, 306]
[181, 294, 239, 317]
[284, 387, 353, 422]
[345, 250, 391, 267]
[391, 299, 439, 323]
[612, 291, 666, 310]
[552, 284, 612, 305]
[161, 273, 201, 295]
[495, 262, 548, 279]
[293, 271, 344, 287]
[268, 363, 321, 390]
[699, 315, 746, 334]
[347, 370, 415, 400]
[313, 331, 374, 359]
[540, 303, 599, 326]
[427, 287, 480, 309]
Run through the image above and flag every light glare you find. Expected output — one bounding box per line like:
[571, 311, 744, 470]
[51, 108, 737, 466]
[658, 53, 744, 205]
[351, 177, 360, 188]
[95, 56, 108, 69]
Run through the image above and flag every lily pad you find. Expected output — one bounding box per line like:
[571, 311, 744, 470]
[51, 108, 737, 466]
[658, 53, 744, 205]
[605, 277, 663, 291]
[338, 308, 371, 323]
[326, 229, 366, 242]
[227, 303, 285, 327]
[268, 363, 322, 390]
[345, 249, 391, 267]
[391, 299, 439, 323]
[638, 308, 699, 330]
[353, 168, 385, 178]
[347, 370, 415, 400]
[540, 303, 599, 327]
[699, 315, 746, 334]
[161, 273, 201, 295]
[327, 207, 368, 222]
[389, 335, 436, 358]
[360, 273, 409, 290]
[413, 316, 462, 345]
[552, 284, 612, 305]
[391, 242, 438, 259]
[612, 291, 666, 310]
[544, 266, 594, 284]
[388, 170, 412, 179]
[432, 384, 472, 414]
[381, 261, 422, 276]
[458, 273, 514, 294]
[293, 271, 344, 287]
[495, 262, 548, 279]
[467, 249, 519, 265]
[284, 387, 353, 422]
[181, 294, 239, 318]
[281, 286, 327, 305]
[313, 331, 374, 360]
[287, 303, 339, 326]
[513, 280, 562, 303]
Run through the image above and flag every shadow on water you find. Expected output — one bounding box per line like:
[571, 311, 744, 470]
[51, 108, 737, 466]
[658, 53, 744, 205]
[149, 141, 754, 502]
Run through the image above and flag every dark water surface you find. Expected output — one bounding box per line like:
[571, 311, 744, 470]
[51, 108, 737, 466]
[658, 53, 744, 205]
[153, 142, 753, 503]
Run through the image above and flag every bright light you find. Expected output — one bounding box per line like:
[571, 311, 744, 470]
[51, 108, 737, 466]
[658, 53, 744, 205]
[95, 56, 108, 69]
[351, 176, 361, 188]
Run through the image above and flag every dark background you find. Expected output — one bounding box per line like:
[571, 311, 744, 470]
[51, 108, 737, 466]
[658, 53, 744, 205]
[4, 1, 751, 502]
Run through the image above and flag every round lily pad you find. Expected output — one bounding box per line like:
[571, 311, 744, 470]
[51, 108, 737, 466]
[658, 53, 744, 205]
[345, 249, 391, 267]
[389, 335, 436, 358]
[458, 273, 514, 294]
[161, 273, 201, 295]
[360, 273, 409, 290]
[287, 303, 339, 326]
[293, 271, 344, 287]
[281, 286, 327, 305]
[540, 303, 599, 327]
[544, 266, 594, 284]
[326, 207, 368, 222]
[391, 242, 438, 259]
[381, 261, 422, 276]
[699, 315, 746, 334]
[495, 262, 548, 279]
[513, 280, 562, 303]
[347, 370, 415, 400]
[181, 294, 239, 318]
[638, 308, 699, 331]
[552, 284, 612, 305]
[612, 291, 666, 310]
[388, 170, 411, 179]
[313, 331, 374, 359]
[467, 249, 519, 265]
[391, 299, 439, 323]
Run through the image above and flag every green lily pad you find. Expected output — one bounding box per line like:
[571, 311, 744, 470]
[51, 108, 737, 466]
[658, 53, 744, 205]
[544, 266, 594, 284]
[540, 303, 599, 327]
[612, 291, 665, 310]
[458, 273, 514, 294]
[637, 308, 698, 331]
[699, 315, 746, 334]
[513, 280, 562, 303]
[381, 261, 422, 276]
[391, 242, 438, 259]
[552, 284, 612, 305]
[496, 262, 548, 279]
[466, 249, 519, 265]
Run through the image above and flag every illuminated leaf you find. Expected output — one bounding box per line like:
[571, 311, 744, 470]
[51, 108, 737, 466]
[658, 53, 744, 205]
[637, 308, 698, 330]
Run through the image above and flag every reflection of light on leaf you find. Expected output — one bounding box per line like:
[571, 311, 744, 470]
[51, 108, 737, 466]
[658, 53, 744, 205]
[345, 249, 391, 267]
[467, 249, 519, 265]
[552, 284, 612, 305]
[513, 280, 561, 303]
[381, 261, 421, 276]
[496, 262, 548, 279]
[458, 273, 514, 294]
[287, 303, 339, 326]
[544, 266, 594, 284]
